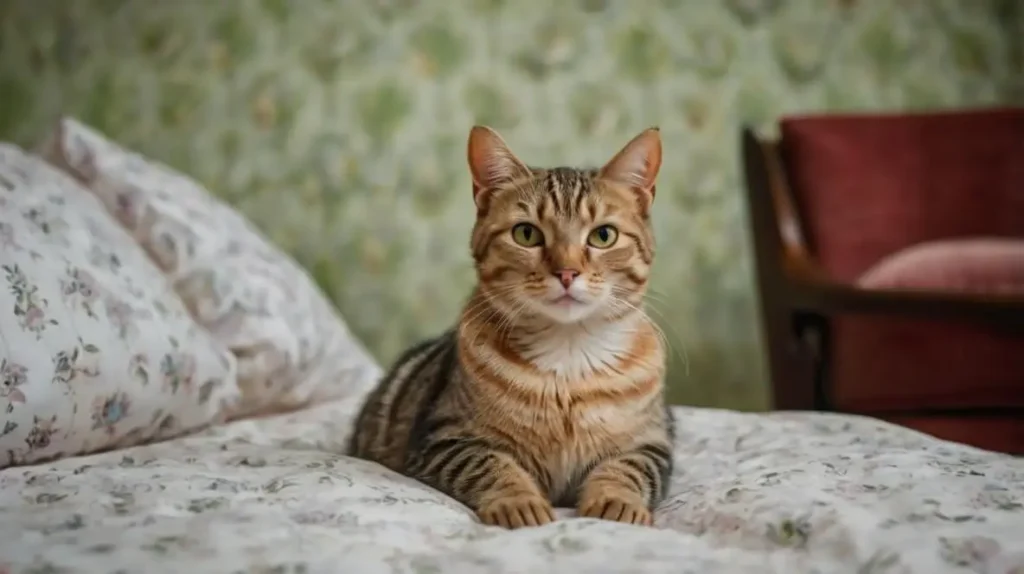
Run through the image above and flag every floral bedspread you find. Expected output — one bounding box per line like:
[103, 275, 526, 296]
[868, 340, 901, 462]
[1, 395, 1022, 574]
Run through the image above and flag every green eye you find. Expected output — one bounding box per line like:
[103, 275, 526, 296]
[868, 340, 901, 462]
[511, 223, 543, 247]
[587, 225, 619, 248]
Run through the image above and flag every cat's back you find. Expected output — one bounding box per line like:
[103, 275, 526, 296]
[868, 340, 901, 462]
[347, 329, 457, 470]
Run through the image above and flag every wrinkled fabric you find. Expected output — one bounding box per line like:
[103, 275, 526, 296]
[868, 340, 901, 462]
[2, 396, 1022, 574]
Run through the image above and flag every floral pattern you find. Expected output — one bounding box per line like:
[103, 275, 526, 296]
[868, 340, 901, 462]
[20, 414, 59, 452]
[91, 392, 131, 434]
[0, 396, 1021, 573]
[0, 359, 28, 414]
[50, 343, 100, 388]
[0, 143, 241, 469]
[3, 263, 56, 339]
[59, 265, 100, 319]
[39, 118, 383, 420]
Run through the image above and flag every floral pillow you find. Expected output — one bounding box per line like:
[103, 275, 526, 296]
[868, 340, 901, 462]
[0, 144, 240, 469]
[39, 118, 383, 419]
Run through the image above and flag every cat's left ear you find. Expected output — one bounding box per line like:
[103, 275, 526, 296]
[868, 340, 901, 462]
[598, 127, 662, 202]
[467, 125, 531, 207]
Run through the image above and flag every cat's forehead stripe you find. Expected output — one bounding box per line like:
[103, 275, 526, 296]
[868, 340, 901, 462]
[538, 167, 592, 218]
[542, 170, 561, 214]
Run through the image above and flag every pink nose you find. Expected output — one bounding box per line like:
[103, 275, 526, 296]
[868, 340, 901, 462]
[555, 269, 580, 288]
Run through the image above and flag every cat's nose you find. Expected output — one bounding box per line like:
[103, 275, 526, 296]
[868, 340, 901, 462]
[554, 268, 580, 288]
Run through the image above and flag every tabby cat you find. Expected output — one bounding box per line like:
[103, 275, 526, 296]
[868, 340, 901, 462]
[348, 125, 673, 529]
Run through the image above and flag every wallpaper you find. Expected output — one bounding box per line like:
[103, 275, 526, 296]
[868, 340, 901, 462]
[1, 0, 1021, 409]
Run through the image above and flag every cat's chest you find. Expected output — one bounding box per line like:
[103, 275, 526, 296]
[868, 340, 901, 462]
[480, 375, 654, 503]
[502, 324, 657, 472]
[518, 323, 636, 382]
[520, 405, 629, 502]
[522, 393, 635, 471]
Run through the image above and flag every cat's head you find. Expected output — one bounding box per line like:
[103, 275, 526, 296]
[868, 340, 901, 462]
[467, 126, 661, 325]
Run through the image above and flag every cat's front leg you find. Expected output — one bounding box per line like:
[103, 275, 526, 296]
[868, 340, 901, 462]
[407, 435, 554, 529]
[577, 441, 673, 527]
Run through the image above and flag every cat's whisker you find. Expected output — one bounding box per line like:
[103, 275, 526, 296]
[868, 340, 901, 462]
[462, 296, 502, 325]
[607, 290, 688, 377]
[463, 300, 506, 350]
[496, 299, 530, 344]
[461, 302, 499, 338]
[636, 292, 692, 374]
[463, 286, 533, 350]
[630, 304, 686, 377]
[462, 284, 520, 326]
[491, 298, 521, 340]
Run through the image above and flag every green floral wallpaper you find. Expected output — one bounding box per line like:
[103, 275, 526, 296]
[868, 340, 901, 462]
[1, 0, 1021, 410]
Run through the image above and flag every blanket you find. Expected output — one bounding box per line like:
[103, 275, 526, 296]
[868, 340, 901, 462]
[1, 396, 1023, 574]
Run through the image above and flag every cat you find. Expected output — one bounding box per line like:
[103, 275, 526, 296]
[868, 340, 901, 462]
[348, 125, 673, 529]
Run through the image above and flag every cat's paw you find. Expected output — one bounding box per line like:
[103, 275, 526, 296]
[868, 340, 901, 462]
[477, 493, 555, 529]
[578, 492, 652, 526]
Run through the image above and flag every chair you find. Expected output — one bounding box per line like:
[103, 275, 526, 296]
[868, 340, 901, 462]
[740, 107, 1024, 454]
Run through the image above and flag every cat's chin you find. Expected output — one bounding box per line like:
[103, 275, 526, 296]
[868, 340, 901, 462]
[532, 297, 601, 325]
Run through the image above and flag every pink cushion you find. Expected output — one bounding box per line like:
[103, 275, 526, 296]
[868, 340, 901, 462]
[857, 238, 1024, 295]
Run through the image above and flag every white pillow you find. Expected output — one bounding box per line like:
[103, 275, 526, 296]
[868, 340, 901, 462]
[0, 144, 240, 469]
[39, 118, 383, 419]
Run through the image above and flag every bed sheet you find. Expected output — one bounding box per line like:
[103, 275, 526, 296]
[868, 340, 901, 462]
[2, 397, 1023, 574]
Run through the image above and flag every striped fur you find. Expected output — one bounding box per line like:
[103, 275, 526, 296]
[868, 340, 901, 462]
[349, 126, 672, 529]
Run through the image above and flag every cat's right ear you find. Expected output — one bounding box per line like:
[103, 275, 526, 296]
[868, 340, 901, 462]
[467, 126, 530, 206]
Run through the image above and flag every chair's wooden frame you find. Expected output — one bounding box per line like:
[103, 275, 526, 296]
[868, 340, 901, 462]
[739, 127, 1024, 413]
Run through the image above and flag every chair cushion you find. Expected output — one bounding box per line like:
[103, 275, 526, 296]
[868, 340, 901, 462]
[780, 107, 1024, 283]
[857, 237, 1024, 295]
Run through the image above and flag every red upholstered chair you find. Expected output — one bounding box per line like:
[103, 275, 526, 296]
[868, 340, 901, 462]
[740, 107, 1024, 454]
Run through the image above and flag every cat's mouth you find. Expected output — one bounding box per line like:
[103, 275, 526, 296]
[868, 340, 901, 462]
[550, 294, 584, 307]
[533, 291, 601, 323]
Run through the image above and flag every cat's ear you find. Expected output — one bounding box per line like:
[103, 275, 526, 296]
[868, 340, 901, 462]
[599, 127, 662, 200]
[467, 125, 530, 205]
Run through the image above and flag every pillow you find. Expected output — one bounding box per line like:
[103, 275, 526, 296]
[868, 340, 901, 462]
[39, 118, 383, 419]
[857, 238, 1024, 295]
[0, 144, 240, 468]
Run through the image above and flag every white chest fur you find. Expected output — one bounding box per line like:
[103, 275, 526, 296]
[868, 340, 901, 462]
[517, 314, 642, 381]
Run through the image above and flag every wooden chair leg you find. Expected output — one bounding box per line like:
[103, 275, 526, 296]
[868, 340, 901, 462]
[763, 303, 820, 411]
[793, 312, 830, 411]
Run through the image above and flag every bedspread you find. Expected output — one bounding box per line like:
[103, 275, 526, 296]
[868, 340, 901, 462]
[1, 397, 1023, 574]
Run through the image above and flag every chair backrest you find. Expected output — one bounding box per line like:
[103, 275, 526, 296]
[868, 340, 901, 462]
[779, 107, 1024, 282]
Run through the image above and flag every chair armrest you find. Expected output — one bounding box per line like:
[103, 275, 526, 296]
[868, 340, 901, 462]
[755, 130, 1024, 333]
[783, 255, 1024, 331]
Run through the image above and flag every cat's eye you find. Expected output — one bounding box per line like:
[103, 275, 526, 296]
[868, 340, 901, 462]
[511, 223, 543, 247]
[587, 225, 619, 249]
